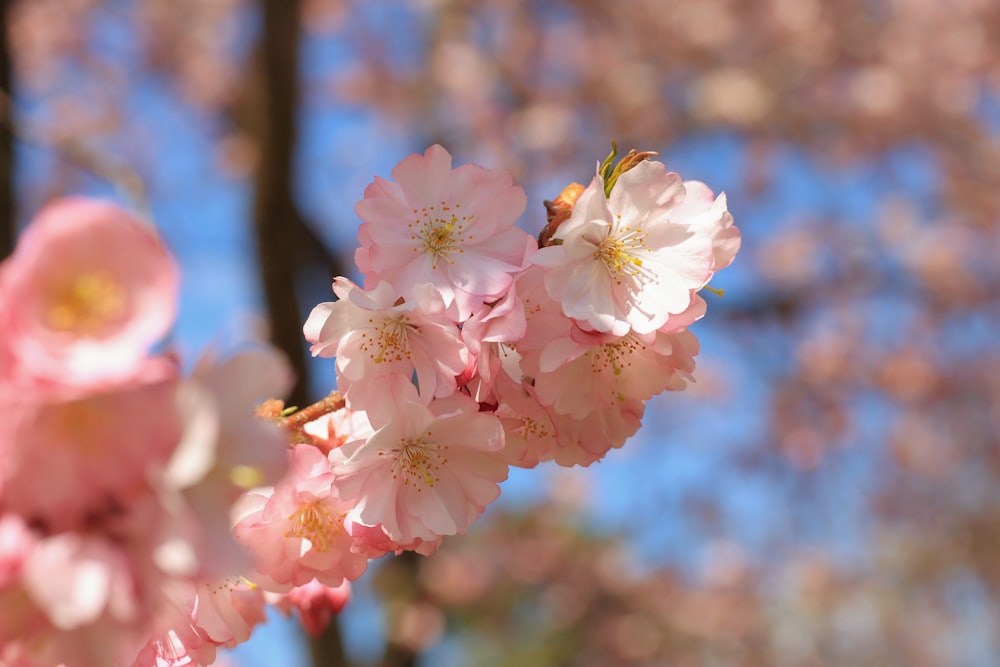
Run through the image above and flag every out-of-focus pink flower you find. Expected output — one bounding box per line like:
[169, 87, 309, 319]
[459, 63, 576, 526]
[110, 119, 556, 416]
[162, 347, 293, 581]
[233, 445, 370, 592]
[0, 198, 178, 387]
[354, 144, 533, 321]
[0, 514, 33, 588]
[532, 161, 716, 336]
[265, 579, 351, 638]
[127, 582, 210, 667]
[304, 278, 468, 407]
[22, 534, 142, 631]
[0, 362, 182, 531]
[330, 390, 508, 545]
[129, 577, 265, 667]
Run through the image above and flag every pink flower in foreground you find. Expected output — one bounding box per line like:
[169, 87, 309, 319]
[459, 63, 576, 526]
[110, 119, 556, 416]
[331, 390, 508, 545]
[304, 278, 468, 407]
[233, 445, 369, 592]
[0, 198, 178, 386]
[532, 160, 716, 336]
[130, 577, 265, 667]
[354, 144, 534, 321]
[0, 362, 181, 531]
[162, 347, 293, 580]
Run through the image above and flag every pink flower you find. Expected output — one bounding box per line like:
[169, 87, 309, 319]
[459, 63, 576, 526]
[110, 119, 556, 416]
[0, 198, 178, 387]
[22, 534, 142, 631]
[330, 389, 508, 544]
[0, 362, 182, 531]
[129, 577, 265, 667]
[532, 160, 716, 336]
[161, 347, 293, 581]
[266, 580, 350, 638]
[354, 144, 534, 321]
[194, 578, 266, 649]
[524, 326, 697, 419]
[342, 518, 441, 557]
[233, 445, 370, 592]
[550, 397, 645, 467]
[514, 265, 702, 420]
[675, 180, 742, 271]
[0, 514, 33, 588]
[460, 281, 527, 400]
[492, 373, 559, 469]
[303, 278, 468, 407]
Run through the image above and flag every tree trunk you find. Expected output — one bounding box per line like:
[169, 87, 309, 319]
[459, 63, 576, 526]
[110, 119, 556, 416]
[0, 0, 15, 259]
[248, 1, 350, 665]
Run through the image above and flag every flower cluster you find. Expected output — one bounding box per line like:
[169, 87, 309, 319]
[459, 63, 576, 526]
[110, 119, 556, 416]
[301, 143, 740, 552]
[0, 144, 739, 667]
[0, 200, 292, 667]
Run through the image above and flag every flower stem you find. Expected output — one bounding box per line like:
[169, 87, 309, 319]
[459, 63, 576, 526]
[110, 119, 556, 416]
[283, 390, 346, 429]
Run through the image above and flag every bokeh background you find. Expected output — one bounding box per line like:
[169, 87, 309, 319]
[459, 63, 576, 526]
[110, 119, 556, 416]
[4, 1, 1000, 665]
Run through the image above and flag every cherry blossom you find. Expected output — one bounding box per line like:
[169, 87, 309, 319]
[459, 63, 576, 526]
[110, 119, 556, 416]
[354, 144, 534, 320]
[0, 362, 182, 531]
[304, 278, 468, 407]
[0, 138, 741, 664]
[233, 445, 369, 591]
[330, 390, 508, 544]
[521, 326, 697, 420]
[0, 198, 178, 387]
[532, 160, 717, 336]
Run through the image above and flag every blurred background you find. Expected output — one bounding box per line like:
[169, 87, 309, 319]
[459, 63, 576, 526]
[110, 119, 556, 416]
[3, 0, 1000, 665]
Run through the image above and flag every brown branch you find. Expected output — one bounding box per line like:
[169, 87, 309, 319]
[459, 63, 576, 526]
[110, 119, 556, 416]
[0, 0, 14, 259]
[283, 390, 346, 429]
[250, 0, 311, 409]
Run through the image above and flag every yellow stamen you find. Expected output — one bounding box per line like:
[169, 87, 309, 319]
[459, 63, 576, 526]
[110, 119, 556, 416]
[382, 438, 449, 491]
[284, 501, 342, 552]
[703, 285, 725, 297]
[409, 201, 475, 268]
[46, 270, 125, 335]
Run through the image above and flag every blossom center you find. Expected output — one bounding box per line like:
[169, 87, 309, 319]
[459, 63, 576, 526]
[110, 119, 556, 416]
[46, 270, 126, 335]
[594, 225, 651, 284]
[359, 316, 418, 364]
[386, 438, 449, 490]
[520, 416, 550, 441]
[590, 335, 643, 378]
[285, 501, 341, 552]
[409, 202, 474, 268]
